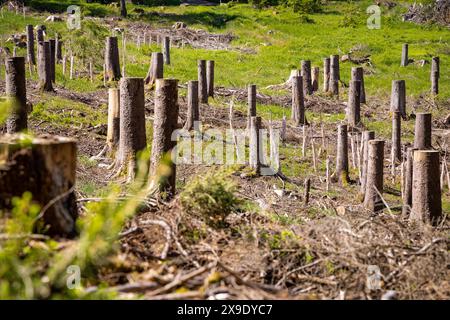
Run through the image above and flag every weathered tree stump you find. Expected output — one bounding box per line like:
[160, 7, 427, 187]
[410, 150, 442, 225]
[150, 79, 179, 195]
[0, 134, 78, 237]
[247, 84, 257, 130]
[360, 130, 375, 194]
[391, 112, 402, 163]
[402, 147, 416, 216]
[105, 36, 121, 81]
[197, 60, 208, 104]
[332, 124, 349, 184]
[249, 116, 262, 175]
[37, 41, 53, 91]
[36, 27, 44, 43]
[401, 43, 409, 67]
[346, 79, 361, 126]
[55, 35, 63, 63]
[304, 177, 311, 205]
[431, 56, 439, 95]
[414, 112, 432, 150]
[329, 54, 339, 96]
[301, 60, 312, 95]
[26, 24, 35, 66]
[120, 0, 127, 17]
[291, 75, 305, 126]
[207, 60, 215, 98]
[107, 88, 120, 152]
[351, 67, 366, 103]
[145, 52, 163, 86]
[115, 78, 146, 180]
[163, 36, 170, 65]
[311, 66, 319, 92]
[390, 80, 406, 119]
[363, 139, 385, 212]
[184, 80, 199, 131]
[49, 39, 56, 82]
[5, 57, 27, 133]
[323, 57, 330, 92]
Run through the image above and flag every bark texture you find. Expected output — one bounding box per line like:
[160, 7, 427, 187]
[363, 139, 385, 212]
[329, 55, 339, 96]
[37, 41, 53, 91]
[49, 39, 56, 82]
[184, 80, 199, 131]
[346, 79, 361, 126]
[150, 79, 179, 195]
[291, 75, 305, 126]
[0, 134, 78, 237]
[197, 60, 208, 103]
[301, 60, 312, 95]
[414, 113, 432, 150]
[410, 150, 442, 225]
[26, 24, 35, 65]
[390, 80, 406, 118]
[207, 60, 215, 98]
[5, 57, 27, 133]
[105, 36, 121, 81]
[351, 67, 366, 103]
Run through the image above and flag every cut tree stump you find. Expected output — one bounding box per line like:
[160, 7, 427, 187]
[249, 116, 262, 175]
[414, 112, 432, 150]
[363, 139, 385, 212]
[145, 52, 163, 86]
[207, 60, 215, 98]
[323, 57, 330, 92]
[410, 150, 442, 225]
[301, 60, 312, 95]
[401, 43, 409, 67]
[311, 66, 319, 92]
[163, 36, 170, 65]
[330, 54, 339, 96]
[351, 67, 366, 103]
[247, 84, 257, 130]
[360, 131, 375, 194]
[5, 57, 27, 133]
[332, 124, 349, 185]
[346, 79, 361, 126]
[402, 147, 416, 216]
[37, 41, 53, 91]
[105, 36, 121, 81]
[26, 24, 35, 66]
[391, 112, 402, 163]
[197, 60, 208, 104]
[150, 79, 179, 196]
[431, 56, 439, 95]
[0, 134, 78, 237]
[291, 75, 305, 126]
[49, 39, 56, 83]
[390, 80, 406, 119]
[184, 80, 199, 131]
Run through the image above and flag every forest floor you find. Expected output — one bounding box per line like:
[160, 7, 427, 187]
[0, 1, 449, 299]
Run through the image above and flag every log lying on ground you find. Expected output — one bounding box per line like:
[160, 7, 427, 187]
[145, 52, 163, 86]
[0, 134, 78, 237]
[150, 79, 179, 196]
[5, 57, 27, 133]
[410, 150, 442, 225]
[105, 36, 121, 81]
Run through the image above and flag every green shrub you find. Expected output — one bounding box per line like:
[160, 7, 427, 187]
[180, 170, 240, 228]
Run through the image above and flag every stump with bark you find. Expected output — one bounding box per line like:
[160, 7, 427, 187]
[145, 52, 163, 86]
[301, 60, 312, 95]
[311, 66, 319, 92]
[207, 60, 215, 98]
[323, 57, 330, 92]
[402, 147, 416, 216]
[5, 57, 27, 133]
[391, 112, 401, 163]
[163, 36, 170, 65]
[414, 112, 432, 150]
[150, 79, 179, 195]
[360, 130, 375, 194]
[390, 80, 406, 119]
[197, 60, 208, 104]
[26, 24, 35, 66]
[249, 116, 262, 175]
[0, 134, 78, 237]
[410, 150, 442, 225]
[431, 56, 439, 95]
[49, 39, 56, 82]
[363, 139, 385, 212]
[37, 41, 53, 91]
[114, 78, 146, 181]
[351, 67, 366, 103]
[105, 36, 121, 81]
[184, 80, 199, 131]
[291, 75, 305, 126]
[330, 55, 339, 96]
[247, 84, 257, 130]
[55, 35, 63, 63]
[332, 124, 349, 184]
[346, 79, 361, 126]
[401, 43, 409, 67]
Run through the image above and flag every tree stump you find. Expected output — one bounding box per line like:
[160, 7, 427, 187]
[184, 80, 199, 131]
[145, 52, 163, 86]
[431, 56, 439, 95]
[26, 24, 35, 66]
[247, 84, 257, 130]
[360, 130, 375, 194]
[37, 41, 53, 91]
[391, 112, 401, 163]
[390, 80, 406, 119]
[291, 75, 305, 126]
[5, 57, 27, 133]
[402, 147, 416, 216]
[197, 60, 208, 104]
[0, 134, 78, 237]
[311, 66, 319, 92]
[351, 67, 366, 103]
[330, 55, 339, 96]
[163, 36, 170, 65]
[401, 43, 408, 67]
[301, 60, 312, 95]
[410, 150, 442, 225]
[55, 35, 63, 63]
[346, 79, 361, 126]
[414, 113, 432, 150]
[363, 139, 385, 212]
[36, 27, 44, 43]
[207, 60, 215, 98]
[115, 78, 146, 180]
[120, 0, 127, 17]
[150, 79, 179, 195]
[249, 116, 262, 175]
[105, 36, 121, 81]
[107, 88, 120, 152]
[323, 57, 330, 92]
[49, 39, 56, 82]
[333, 124, 349, 184]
